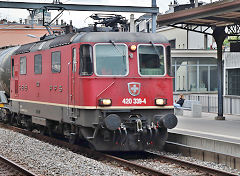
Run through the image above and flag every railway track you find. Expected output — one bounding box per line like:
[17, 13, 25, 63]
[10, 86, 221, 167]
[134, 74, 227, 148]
[144, 151, 238, 176]
[0, 153, 37, 176]
[0, 123, 170, 175]
[110, 151, 238, 176]
[0, 123, 238, 176]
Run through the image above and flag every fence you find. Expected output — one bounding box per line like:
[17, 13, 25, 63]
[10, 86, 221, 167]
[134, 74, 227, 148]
[173, 93, 240, 115]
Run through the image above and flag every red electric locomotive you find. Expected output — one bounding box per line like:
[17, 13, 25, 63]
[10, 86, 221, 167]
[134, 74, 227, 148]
[0, 32, 177, 151]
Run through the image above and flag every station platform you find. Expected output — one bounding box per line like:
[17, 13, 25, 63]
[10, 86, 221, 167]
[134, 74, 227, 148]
[170, 111, 240, 144]
[168, 111, 240, 158]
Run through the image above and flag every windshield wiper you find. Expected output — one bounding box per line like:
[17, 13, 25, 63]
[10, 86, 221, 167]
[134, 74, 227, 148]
[109, 40, 127, 73]
[150, 41, 161, 61]
[109, 40, 126, 57]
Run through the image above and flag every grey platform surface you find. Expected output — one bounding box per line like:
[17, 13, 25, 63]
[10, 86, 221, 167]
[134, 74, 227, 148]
[169, 110, 240, 144]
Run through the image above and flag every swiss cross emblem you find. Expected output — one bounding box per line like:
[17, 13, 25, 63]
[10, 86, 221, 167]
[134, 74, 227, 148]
[128, 82, 141, 96]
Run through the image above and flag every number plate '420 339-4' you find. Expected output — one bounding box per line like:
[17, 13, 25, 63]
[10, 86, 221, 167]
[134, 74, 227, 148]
[122, 98, 147, 105]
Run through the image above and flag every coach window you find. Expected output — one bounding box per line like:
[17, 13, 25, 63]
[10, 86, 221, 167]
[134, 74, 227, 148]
[34, 54, 42, 74]
[138, 45, 165, 76]
[20, 56, 27, 75]
[95, 44, 127, 76]
[51, 51, 61, 73]
[79, 44, 93, 76]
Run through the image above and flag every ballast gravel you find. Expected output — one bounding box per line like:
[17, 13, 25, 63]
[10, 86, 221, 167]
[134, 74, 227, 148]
[1, 127, 239, 176]
[0, 128, 134, 176]
[133, 158, 203, 176]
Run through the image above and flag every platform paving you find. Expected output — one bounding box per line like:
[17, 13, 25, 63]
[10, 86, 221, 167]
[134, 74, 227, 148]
[170, 110, 240, 144]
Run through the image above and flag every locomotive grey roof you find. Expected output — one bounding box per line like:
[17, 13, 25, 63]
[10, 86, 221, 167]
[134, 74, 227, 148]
[72, 32, 168, 43]
[14, 32, 168, 55]
[15, 43, 35, 55]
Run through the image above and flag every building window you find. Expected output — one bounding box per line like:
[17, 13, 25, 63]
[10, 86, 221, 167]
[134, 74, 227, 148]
[199, 66, 208, 91]
[51, 51, 61, 73]
[146, 22, 150, 33]
[136, 24, 139, 32]
[173, 57, 217, 92]
[188, 66, 198, 92]
[176, 65, 188, 91]
[210, 66, 217, 91]
[34, 54, 42, 74]
[79, 44, 93, 76]
[228, 68, 240, 96]
[20, 56, 26, 75]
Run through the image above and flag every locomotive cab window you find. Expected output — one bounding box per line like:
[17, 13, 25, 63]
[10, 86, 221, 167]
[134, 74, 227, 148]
[34, 54, 42, 74]
[20, 56, 27, 75]
[95, 44, 128, 76]
[51, 51, 61, 73]
[138, 45, 165, 76]
[79, 44, 93, 76]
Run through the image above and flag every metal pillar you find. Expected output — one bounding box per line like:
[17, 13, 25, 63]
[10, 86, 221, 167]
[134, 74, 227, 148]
[212, 27, 227, 120]
[195, 0, 198, 7]
[0, 1, 159, 13]
[29, 9, 36, 29]
[152, 0, 157, 33]
[130, 14, 135, 32]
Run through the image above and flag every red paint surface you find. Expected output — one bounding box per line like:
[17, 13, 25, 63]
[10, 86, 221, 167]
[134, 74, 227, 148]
[10, 42, 173, 107]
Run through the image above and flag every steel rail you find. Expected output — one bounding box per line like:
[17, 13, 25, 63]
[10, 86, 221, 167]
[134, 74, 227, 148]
[145, 150, 238, 176]
[0, 154, 38, 176]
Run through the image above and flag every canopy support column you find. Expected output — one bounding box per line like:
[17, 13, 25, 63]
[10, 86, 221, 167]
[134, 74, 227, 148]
[152, 0, 157, 33]
[212, 27, 227, 120]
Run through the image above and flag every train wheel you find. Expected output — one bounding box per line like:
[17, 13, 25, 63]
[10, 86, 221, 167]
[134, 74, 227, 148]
[15, 114, 22, 127]
[39, 126, 47, 135]
[0, 109, 9, 124]
[156, 128, 168, 150]
[25, 118, 33, 131]
[69, 134, 76, 145]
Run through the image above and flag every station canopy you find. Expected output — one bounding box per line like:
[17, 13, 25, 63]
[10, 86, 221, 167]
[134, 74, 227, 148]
[157, 0, 240, 36]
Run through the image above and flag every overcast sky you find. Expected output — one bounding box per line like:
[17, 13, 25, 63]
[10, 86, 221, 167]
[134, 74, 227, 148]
[0, 0, 218, 27]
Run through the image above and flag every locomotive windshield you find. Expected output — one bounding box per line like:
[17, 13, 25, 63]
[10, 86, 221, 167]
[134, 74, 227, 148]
[95, 44, 127, 76]
[138, 45, 165, 76]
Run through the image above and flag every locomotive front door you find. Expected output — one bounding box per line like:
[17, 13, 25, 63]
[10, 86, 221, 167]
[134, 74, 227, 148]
[14, 60, 19, 97]
[71, 46, 77, 107]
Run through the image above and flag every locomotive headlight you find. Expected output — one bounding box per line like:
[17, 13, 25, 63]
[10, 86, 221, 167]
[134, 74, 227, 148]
[99, 99, 112, 106]
[155, 98, 167, 106]
[129, 45, 137, 52]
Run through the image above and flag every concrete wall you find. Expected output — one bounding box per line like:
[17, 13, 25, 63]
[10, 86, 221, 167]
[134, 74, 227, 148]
[157, 26, 214, 50]
[157, 27, 187, 49]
